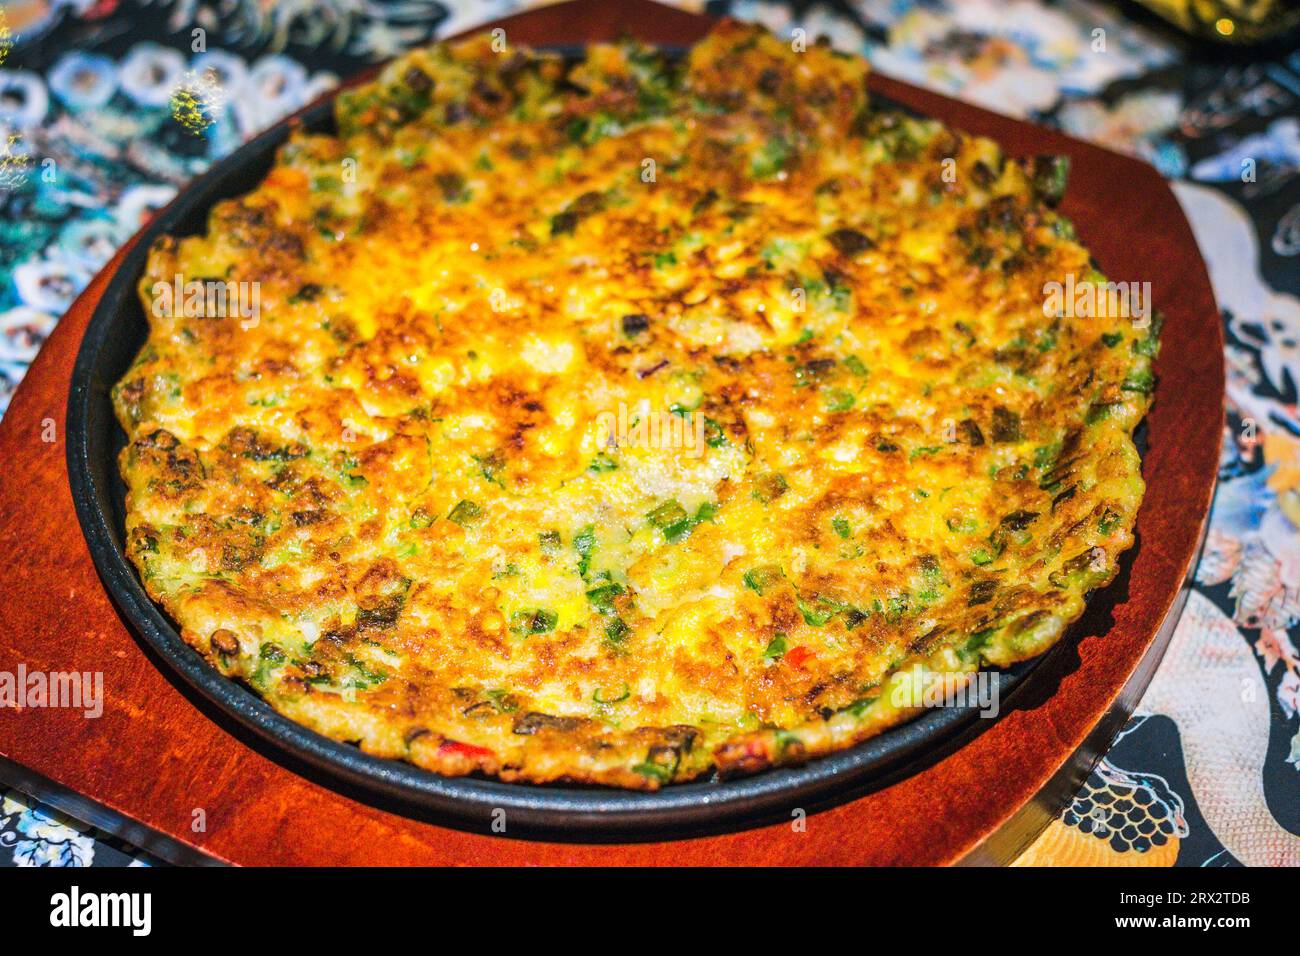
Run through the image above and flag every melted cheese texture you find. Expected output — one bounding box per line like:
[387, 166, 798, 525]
[114, 21, 1155, 788]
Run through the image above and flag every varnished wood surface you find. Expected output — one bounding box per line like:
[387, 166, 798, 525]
[0, 0, 1223, 865]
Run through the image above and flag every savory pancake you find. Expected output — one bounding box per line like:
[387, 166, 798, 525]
[113, 20, 1156, 788]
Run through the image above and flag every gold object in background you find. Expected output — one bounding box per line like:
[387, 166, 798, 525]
[1135, 0, 1300, 43]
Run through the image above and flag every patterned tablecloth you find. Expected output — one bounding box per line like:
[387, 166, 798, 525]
[1, 0, 1296, 868]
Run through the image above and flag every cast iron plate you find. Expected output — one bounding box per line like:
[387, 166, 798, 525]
[67, 54, 1073, 837]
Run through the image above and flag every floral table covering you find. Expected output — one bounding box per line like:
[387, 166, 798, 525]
[1, 0, 1297, 868]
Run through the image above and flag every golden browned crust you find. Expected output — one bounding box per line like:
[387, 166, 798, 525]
[112, 21, 1155, 788]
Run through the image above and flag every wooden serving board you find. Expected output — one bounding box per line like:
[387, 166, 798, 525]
[0, 0, 1223, 865]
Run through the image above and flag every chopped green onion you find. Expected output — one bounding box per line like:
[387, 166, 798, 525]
[742, 564, 784, 595]
[593, 684, 630, 705]
[585, 581, 625, 615]
[448, 500, 482, 526]
[763, 633, 788, 660]
[752, 473, 789, 503]
[511, 608, 557, 636]
[604, 616, 630, 644]
[574, 524, 596, 578]
[646, 499, 687, 529]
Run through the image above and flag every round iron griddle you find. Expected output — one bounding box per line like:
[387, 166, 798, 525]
[69, 65, 1106, 840]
